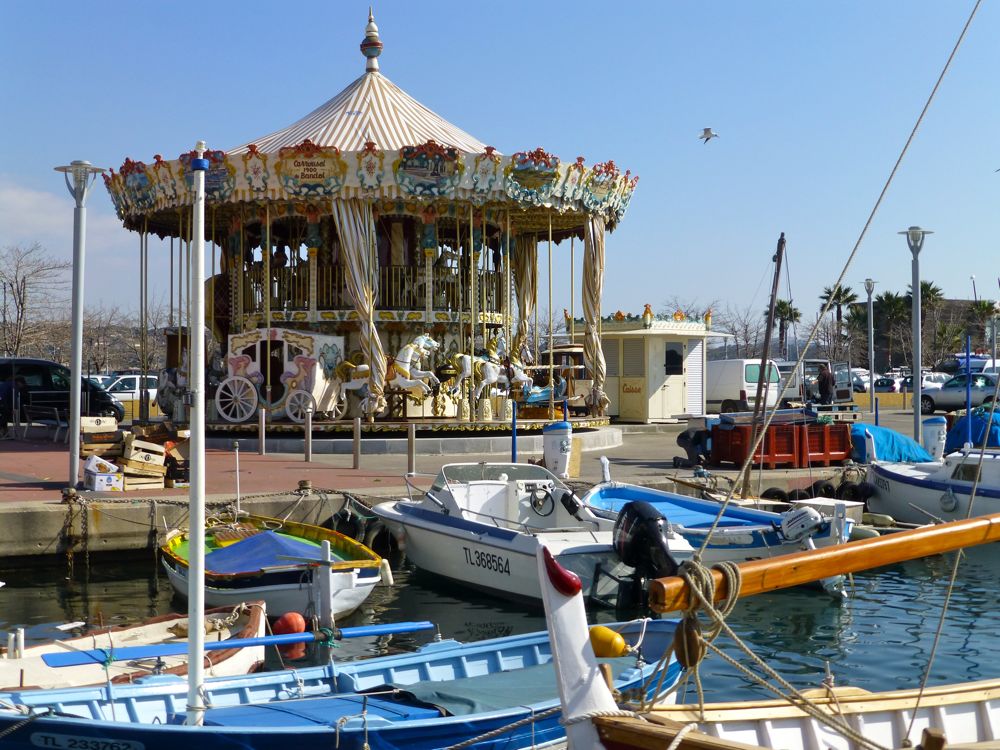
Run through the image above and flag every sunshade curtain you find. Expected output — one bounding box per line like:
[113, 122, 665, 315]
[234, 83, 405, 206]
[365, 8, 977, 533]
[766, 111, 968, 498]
[331, 198, 387, 418]
[511, 234, 537, 364]
[583, 216, 609, 415]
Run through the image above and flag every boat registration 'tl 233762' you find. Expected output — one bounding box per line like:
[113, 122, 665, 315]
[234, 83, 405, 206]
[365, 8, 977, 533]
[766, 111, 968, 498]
[463, 546, 511, 575]
[31, 734, 144, 750]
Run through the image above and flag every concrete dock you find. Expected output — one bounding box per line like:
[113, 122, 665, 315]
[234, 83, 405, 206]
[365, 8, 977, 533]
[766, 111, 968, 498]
[0, 410, 912, 563]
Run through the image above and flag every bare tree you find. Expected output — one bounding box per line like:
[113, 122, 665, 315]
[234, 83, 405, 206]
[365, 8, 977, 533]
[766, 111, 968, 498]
[84, 305, 124, 373]
[0, 243, 71, 356]
[716, 303, 765, 358]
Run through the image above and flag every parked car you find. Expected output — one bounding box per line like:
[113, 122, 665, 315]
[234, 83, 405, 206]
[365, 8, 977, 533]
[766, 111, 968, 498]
[900, 372, 949, 392]
[852, 373, 867, 393]
[0, 358, 125, 423]
[86, 374, 115, 389]
[919, 373, 1000, 414]
[872, 376, 902, 393]
[106, 373, 158, 404]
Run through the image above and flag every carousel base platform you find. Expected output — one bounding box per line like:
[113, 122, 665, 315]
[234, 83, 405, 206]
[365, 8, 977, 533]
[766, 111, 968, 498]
[205, 416, 619, 455]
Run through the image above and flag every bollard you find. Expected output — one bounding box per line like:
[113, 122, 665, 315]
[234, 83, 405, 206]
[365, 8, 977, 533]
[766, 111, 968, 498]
[258, 407, 267, 455]
[353, 417, 361, 470]
[407, 423, 416, 474]
[304, 406, 313, 462]
[875, 397, 880, 426]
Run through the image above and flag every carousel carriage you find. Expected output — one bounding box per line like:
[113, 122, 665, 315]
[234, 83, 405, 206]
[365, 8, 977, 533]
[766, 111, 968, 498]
[215, 327, 364, 423]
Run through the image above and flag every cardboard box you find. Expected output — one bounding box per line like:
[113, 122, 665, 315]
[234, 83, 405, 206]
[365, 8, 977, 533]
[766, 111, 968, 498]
[80, 416, 118, 433]
[84, 471, 124, 492]
[83, 455, 118, 474]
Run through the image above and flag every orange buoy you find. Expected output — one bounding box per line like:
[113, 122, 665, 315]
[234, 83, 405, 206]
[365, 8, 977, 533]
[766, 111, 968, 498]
[273, 611, 306, 635]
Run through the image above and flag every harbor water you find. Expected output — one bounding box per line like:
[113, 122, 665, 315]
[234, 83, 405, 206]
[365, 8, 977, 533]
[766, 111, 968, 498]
[2, 543, 998, 701]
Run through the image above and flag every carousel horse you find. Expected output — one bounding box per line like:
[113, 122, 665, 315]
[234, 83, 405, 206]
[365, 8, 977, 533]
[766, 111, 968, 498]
[317, 345, 371, 419]
[448, 338, 533, 402]
[387, 334, 441, 395]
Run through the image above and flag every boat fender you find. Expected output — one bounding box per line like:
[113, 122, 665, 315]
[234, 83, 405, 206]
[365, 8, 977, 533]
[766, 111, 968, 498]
[836, 481, 863, 502]
[811, 480, 837, 499]
[379, 558, 394, 587]
[760, 487, 789, 502]
[589, 625, 629, 658]
[940, 488, 958, 513]
[787, 488, 812, 502]
[780, 506, 825, 542]
[856, 481, 877, 501]
[364, 521, 386, 552]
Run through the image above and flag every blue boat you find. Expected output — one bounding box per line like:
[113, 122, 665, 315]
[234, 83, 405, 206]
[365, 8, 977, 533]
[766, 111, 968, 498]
[582, 482, 853, 564]
[0, 618, 680, 750]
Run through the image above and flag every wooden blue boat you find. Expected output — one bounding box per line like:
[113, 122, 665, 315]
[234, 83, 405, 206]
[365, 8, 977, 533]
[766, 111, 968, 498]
[0, 618, 680, 750]
[582, 481, 853, 564]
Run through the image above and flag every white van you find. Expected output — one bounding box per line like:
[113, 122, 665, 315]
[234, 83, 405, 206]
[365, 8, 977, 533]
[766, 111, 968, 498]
[706, 359, 781, 413]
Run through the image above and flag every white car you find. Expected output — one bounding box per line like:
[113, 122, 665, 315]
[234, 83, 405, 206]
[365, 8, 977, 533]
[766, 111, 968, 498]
[106, 374, 158, 404]
[919, 373, 999, 414]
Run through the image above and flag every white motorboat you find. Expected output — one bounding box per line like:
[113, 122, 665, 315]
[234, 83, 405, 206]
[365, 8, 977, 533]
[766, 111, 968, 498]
[866, 449, 1000, 525]
[0, 602, 266, 690]
[371, 462, 694, 607]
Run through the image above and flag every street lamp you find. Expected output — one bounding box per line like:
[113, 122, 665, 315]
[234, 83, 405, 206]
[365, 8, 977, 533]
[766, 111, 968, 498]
[899, 226, 932, 443]
[55, 160, 105, 489]
[864, 278, 876, 414]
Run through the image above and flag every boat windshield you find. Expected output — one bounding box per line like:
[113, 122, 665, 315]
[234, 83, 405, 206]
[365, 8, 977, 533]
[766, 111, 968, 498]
[431, 463, 557, 492]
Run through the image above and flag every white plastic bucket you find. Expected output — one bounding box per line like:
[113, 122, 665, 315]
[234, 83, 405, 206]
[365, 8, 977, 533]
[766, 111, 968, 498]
[922, 416, 947, 461]
[543, 420, 573, 478]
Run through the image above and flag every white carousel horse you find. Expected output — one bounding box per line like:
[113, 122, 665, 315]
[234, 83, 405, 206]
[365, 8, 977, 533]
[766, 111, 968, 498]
[448, 338, 533, 401]
[387, 334, 441, 395]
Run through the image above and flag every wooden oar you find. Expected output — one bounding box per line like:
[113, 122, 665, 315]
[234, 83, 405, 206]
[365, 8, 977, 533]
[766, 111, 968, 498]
[650, 512, 1000, 613]
[42, 621, 435, 668]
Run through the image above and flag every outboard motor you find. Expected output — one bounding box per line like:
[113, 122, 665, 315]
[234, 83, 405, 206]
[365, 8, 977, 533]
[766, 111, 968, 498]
[613, 501, 682, 608]
[779, 506, 825, 543]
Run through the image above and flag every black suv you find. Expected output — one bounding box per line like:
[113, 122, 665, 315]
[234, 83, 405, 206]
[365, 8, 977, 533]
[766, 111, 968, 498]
[0, 357, 126, 423]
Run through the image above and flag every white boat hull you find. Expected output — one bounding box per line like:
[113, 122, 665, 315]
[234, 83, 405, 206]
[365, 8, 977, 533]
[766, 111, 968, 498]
[385, 513, 615, 601]
[161, 558, 377, 619]
[866, 459, 1000, 525]
[0, 604, 266, 690]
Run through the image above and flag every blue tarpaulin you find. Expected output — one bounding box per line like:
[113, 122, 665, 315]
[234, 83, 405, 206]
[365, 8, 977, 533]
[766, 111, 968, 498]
[203, 530, 323, 574]
[944, 411, 1000, 454]
[851, 423, 934, 463]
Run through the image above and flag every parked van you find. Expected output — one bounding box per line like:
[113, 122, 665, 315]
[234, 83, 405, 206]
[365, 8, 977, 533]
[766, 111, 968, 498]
[705, 358, 781, 413]
[772, 359, 853, 404]
[0, 358, 125, 423]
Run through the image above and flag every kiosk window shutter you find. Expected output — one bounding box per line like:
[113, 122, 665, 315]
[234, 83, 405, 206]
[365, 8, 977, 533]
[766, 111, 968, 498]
[686, 339, 704, 416]
[604, 339, 619, 377]
[623, 339, 643, 377]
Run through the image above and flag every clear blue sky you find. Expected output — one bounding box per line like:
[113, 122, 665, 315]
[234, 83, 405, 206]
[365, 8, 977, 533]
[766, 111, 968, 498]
[2, 1, 998, 321]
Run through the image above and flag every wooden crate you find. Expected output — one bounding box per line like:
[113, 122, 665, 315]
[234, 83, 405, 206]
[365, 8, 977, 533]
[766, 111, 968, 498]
[123, 475, 165, 491]
[80, 416, 119, 433]
[116, 457, 168, 477]
[81, 442, 124, 458]
[123, 434, 166, 466]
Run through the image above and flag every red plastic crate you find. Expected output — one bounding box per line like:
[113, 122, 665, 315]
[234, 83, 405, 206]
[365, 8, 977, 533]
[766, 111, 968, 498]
[710, 423, 799, 468]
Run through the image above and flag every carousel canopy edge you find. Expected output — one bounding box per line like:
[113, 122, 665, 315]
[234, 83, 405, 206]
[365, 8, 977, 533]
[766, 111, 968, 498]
[103, 146, 639, 231]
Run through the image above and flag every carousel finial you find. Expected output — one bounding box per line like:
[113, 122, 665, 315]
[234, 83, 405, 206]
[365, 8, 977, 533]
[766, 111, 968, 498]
[361, 8, 383, 73]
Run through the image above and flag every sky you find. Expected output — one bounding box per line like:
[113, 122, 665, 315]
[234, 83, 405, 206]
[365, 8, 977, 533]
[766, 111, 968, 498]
[2, 1, 999, 325]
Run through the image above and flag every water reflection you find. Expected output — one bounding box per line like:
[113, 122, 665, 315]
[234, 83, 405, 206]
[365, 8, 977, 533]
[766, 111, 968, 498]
[3, 543, 1000, 702]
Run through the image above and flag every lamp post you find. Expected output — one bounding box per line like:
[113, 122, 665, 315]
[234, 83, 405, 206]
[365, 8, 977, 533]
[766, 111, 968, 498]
[899, 226, 932, 443]
[864, 278, 876, 414]
[55, 160, 105, 489]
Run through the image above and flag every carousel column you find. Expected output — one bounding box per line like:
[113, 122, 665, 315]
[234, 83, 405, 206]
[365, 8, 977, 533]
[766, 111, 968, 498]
[502, 223, 514, 421]
[472, 215, 490, 420]
[421, 210, 437, 323]
[307, 247, 318, 318]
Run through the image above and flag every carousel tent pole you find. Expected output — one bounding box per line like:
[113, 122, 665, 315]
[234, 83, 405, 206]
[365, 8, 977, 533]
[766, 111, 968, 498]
[548, 215, 554, 420]
[185, 140, 209, 726]
[468, 206, 476, 421]
[264, 203, 272, 408]
[533, 233, 539, 368]
[169, 237, 174, 328]
[570, 236, 575, 344]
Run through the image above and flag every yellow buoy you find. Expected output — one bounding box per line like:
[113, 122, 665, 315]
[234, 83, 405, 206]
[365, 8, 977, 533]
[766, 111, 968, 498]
[589, 625, 628, 658]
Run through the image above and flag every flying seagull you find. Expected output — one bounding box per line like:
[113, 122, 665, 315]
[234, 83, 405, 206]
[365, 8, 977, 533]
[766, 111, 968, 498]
[699, 128, 719, 144]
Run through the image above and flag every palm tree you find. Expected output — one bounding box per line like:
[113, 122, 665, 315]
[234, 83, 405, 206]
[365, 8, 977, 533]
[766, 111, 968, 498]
[875, 291, 908, 369]
[771, 299, 801, 359]
[819, 285, 859, 332]
[968, 299, 998, 351]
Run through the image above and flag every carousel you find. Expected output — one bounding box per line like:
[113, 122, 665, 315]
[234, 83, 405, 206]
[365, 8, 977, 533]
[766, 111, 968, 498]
[102, 12, 638, 433]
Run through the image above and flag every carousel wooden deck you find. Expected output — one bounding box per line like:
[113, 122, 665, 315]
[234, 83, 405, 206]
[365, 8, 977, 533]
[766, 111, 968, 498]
[206, 414, 610, 434]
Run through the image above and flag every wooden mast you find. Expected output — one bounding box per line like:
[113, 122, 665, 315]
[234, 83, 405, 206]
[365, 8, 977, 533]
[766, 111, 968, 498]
[649, 511, 1000, 613]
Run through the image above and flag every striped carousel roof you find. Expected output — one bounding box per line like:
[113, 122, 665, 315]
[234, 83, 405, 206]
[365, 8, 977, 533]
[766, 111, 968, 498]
[228, 12, 488, 156]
